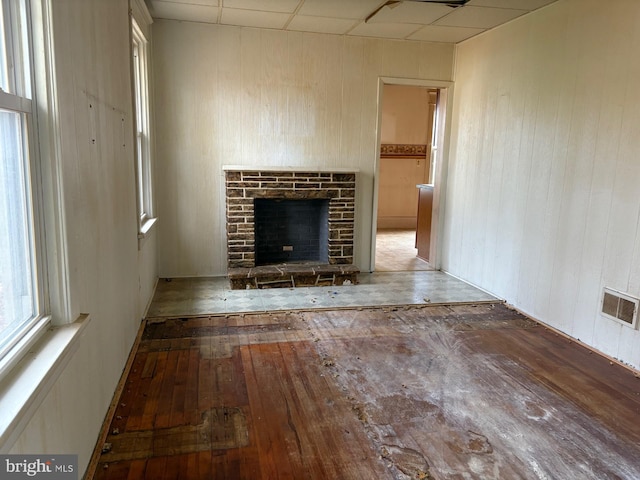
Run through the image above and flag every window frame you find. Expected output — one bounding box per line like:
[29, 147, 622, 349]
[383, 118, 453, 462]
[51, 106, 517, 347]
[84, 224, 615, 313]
[131, 17, 155, 238]
[0, 0, 51, 378]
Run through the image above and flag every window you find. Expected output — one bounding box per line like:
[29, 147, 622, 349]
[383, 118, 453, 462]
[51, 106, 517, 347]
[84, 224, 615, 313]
[0, 0, 49, 368]
[131, 18, 154, 236]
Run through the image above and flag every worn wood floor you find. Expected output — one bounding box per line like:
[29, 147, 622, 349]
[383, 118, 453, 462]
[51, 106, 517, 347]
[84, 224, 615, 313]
[93, 304, 640, 479]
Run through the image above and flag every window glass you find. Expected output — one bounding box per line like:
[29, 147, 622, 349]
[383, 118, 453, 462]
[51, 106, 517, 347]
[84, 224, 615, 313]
[0, 113, 36, 357]
[0, 5, 8, 91]
[0, 0, 31, 98]
[17, 0, 31, 97]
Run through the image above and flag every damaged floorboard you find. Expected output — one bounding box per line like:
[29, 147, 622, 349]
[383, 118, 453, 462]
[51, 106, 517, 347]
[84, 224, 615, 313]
[93, 304, 640, 479]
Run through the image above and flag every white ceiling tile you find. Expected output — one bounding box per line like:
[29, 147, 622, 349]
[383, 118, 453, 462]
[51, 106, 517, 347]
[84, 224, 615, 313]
[408, 25, 484, 43]
[298, 0, 386, 20]
[224, 0, 300, 14]
[221, 8, 290, 29]
[435, 6, 527, 29]
[287, 15, 355, 35]
[467, 0, 558, 10]
[150, 1, 218, 22]
[348, 21, 421, 39]
[367, 2, 452, 25]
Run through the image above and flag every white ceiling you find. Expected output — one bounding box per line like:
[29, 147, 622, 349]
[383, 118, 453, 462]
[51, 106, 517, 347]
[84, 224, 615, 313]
[145, 0, 559, 44]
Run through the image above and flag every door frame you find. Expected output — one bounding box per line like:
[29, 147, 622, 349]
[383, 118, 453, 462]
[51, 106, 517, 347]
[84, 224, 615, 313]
[370, 77, 454, 272]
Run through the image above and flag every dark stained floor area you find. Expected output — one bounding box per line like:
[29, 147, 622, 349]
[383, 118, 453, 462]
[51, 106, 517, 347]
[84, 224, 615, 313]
[93, 304, 640, 479]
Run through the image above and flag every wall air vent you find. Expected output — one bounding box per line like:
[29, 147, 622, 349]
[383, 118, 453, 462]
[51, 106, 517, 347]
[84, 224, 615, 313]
[601, 287, 639, 328]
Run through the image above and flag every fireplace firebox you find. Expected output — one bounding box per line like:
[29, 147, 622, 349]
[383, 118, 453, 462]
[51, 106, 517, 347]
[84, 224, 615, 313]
[254, 198, 329, 266]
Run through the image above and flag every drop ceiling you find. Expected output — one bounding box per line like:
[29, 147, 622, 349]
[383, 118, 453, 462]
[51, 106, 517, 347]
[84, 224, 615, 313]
[145, 0, 559, 44]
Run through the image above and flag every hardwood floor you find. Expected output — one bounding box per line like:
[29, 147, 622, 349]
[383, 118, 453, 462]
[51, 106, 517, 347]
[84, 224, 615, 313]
[92, 304, 640, 479]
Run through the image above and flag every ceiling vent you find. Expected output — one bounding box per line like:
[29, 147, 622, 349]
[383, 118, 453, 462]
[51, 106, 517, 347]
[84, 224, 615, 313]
[365, 0, 469, 23]
[601, 287, 639, 328]
[409, 0, 470, 5]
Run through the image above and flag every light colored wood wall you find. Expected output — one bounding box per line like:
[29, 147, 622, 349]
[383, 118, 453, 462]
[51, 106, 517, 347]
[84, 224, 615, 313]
[444, 0, 640, 369]
[152, 21, 454, 275]
[381, 85, 432, 145]
[7, 0, 157, 473]
[377, 157, 426, 229]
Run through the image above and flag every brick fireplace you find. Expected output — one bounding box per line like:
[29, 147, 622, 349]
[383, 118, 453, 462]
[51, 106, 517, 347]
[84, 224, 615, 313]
[224, 167, 359, 288]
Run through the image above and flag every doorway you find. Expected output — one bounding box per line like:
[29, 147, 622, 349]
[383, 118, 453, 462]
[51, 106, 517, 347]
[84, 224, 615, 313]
[372, 79, 451, 272]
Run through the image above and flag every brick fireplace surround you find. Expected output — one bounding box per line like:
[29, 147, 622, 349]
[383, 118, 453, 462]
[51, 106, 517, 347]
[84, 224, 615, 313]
[224, 167, 360, 289]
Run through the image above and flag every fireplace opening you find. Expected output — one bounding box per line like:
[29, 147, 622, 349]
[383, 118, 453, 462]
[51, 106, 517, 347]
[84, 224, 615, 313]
[254, 198, 329, 266]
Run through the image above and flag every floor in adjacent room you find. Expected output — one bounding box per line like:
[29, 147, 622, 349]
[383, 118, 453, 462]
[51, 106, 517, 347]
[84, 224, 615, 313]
[90, 269, 640, 479]
[375, 229, 433, 272]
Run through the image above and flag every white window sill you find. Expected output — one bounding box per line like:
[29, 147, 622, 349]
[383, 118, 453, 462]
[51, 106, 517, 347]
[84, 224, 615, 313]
[0, 314, 91, 452]
[138, 216, 157, 240]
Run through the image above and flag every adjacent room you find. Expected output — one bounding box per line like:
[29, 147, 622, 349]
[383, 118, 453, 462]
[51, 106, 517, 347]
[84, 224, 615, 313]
[1, 0, 640, 478]
[376, 84, 438, 272]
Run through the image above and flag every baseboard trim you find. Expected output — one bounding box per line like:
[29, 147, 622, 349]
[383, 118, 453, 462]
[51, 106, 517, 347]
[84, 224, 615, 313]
[83, 317, 147, 480]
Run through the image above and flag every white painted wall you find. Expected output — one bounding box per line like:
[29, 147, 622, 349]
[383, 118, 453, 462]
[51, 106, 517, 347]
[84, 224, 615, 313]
[444, 0, 640, 368]
[8, 0, 157, 474]
[152, 21, 454, 276]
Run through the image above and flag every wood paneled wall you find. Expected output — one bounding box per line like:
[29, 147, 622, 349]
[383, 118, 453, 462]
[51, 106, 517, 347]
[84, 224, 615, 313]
[444, 0, 640, 368]
[152, 21, 454, 276]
